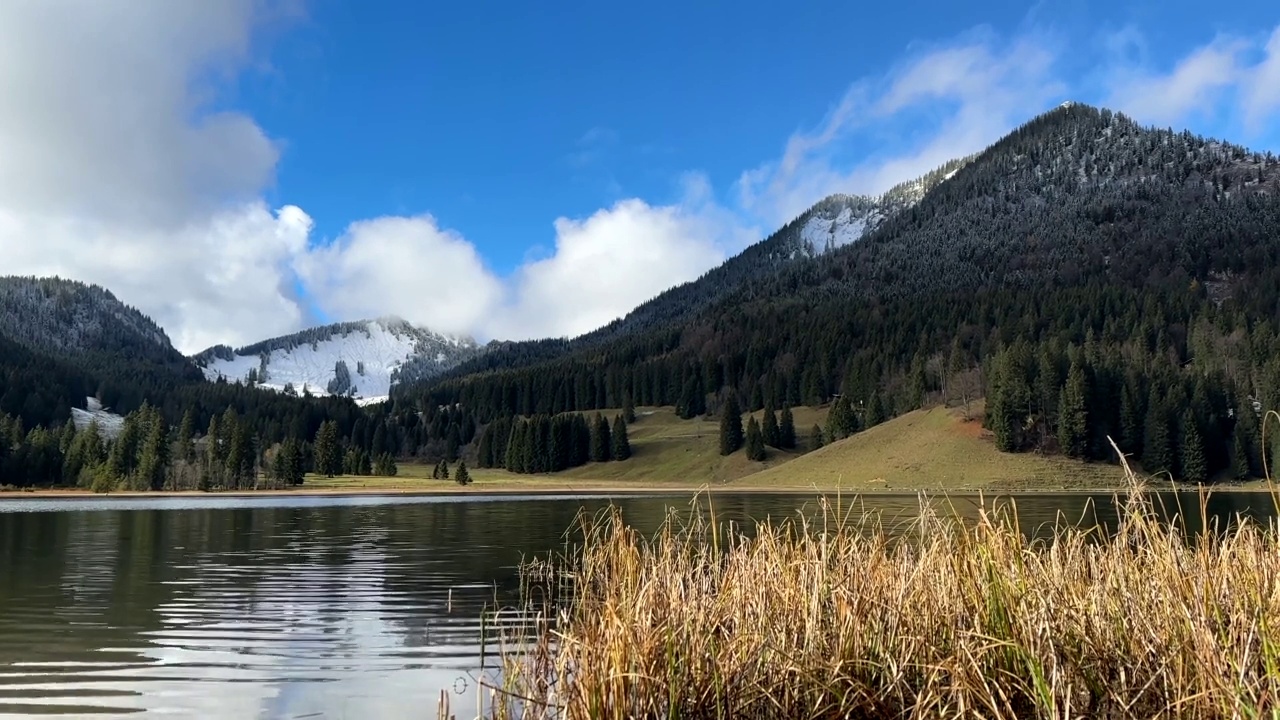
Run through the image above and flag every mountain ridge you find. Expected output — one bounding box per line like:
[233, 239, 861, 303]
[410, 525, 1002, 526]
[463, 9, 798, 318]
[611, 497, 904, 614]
[193, 316, 484, 403]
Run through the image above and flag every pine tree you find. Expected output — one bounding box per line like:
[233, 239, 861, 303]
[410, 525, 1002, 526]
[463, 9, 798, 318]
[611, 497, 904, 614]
[1118, 382, 1144, 458]
[455, 460, 471, 486]
[611, 415, 631, 461]
[177, 409, 195, 462]
[825, 395, 856, 442]
[745, 416, 766, 461]
[137, 409, 170, 491]
[762, 403, 781, 448]
[1143, 391, 1172, 476]
[623, 393, 636, 423]
[373, 452, 398, 477]
[779, 404, 796, 449]
[865, 393, 886, 428]
[1057, 360, 1089, 458]
[810, 424, 825, 450]
[719, 392, 744, 455]
[590, 413, 612, 462]
[1231, 425, 1252, 480]
[314, 420, 341, 478]
[440, 459, 450, 480]
[1180, 411, 1208, 483]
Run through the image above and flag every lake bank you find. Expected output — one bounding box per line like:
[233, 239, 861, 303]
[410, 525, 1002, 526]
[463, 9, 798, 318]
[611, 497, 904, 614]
[1, 474, 1275, 501]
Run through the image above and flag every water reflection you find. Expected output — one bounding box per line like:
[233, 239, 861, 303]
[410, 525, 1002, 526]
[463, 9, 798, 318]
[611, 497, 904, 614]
[0, 490, 1274, 718]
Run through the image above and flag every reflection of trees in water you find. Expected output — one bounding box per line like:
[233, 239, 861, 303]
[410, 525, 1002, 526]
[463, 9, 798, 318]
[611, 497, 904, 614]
[1, 491, 1276, 708]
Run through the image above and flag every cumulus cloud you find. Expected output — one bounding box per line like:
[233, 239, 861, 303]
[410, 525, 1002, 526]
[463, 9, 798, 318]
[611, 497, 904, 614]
[296, 214, 504, 339]
[303, 173, 754, 342]
[0, 1, 309, 352]
[489, 179, 744, 340]
[736, 29, 1066, 228]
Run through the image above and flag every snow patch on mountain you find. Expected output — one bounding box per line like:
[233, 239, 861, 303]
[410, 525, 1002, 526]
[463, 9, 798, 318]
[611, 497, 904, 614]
[800, 206, 881, 253]
[71, 397, 125, 440]
[194, 318, 481, 402]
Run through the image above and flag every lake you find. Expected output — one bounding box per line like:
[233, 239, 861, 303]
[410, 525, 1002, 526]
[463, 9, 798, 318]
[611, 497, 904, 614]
[0, 489, 1276, 719]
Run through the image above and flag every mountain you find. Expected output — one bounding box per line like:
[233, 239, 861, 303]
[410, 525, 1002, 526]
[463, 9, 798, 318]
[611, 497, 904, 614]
[419, 156, 972, 388]
[0, 275, 192, 373]
[419, 103, 1280, 482]
[0, 276, 206, 426]
[193, 317, 482, 404]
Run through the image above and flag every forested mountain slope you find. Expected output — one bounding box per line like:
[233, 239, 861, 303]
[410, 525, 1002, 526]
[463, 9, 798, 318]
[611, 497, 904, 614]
[419, 157, 972, 386]
[422, 103, 1280, 482]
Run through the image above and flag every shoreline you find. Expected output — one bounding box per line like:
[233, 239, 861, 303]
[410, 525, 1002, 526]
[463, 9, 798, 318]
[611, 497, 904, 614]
[1, 480, 1274, 501]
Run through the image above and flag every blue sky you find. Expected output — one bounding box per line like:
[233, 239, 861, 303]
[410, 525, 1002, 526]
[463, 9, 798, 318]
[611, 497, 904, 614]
[242, 0, 1280, 271]
[1, 1, 1277, 351]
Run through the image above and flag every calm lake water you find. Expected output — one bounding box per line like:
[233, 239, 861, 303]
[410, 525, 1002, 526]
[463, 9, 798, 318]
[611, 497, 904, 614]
[0, 490, 1276, 719]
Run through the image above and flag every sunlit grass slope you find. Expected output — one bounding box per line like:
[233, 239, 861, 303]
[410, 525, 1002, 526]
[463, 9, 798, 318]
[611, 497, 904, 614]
[737, 402, 1126, 491]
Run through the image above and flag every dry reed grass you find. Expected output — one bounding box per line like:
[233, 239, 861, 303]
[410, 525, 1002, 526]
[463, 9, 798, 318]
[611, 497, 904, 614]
[478, 440, 1280, 720]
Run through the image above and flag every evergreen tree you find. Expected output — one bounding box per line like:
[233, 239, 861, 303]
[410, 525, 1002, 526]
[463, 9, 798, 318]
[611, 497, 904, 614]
[1057, 360, 1089, 458]
[373, 452, 398, 477]
[358, 450, 372, 476]
[779, 404, 796, 449]
[138, 409, 170, 491]
[1180, 411, 1208, 483]
[590, 413, 612, 462]
[1118, 382, 1144, 458]
[1234, 401, 1261, 477]
[1231, 425, 1252, 480]
[1143, 391, 1173, 476]
[611, 415, 631, 461]
[623, 393, 636, 423]
[745, 415, 766, 461]
[865, 392, 886, 428]
[314, 420, 342, 477]
[440, 459, 450, 480]
[454, 460, 471, 486]
[204, 413, 223, 488]
[177, 409, 195, 462]
[810, 424, 825, 450]
[762, 403, 781, 448]
[719, 392, 744, 455]
[825, 395, 856, 442]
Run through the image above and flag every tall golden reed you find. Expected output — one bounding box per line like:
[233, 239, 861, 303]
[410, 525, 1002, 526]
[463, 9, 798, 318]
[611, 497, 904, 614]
[483, 444, 1280, 719]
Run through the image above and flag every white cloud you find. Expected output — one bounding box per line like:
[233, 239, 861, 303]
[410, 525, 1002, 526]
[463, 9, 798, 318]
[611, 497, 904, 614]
[302, 173, 754, 343]
[1243, 27, 1280, 133]
[1104, 37, 1246, 128]
[0, 2, 308, 353]
[489, 181, 743, 340]
[295, 214, 504, 339]
[1101, 24, 1280, 142]
[736, 30, 1066, 227]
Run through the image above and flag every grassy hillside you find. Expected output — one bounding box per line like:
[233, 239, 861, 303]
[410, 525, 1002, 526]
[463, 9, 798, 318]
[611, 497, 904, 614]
[308, 402, 1239, 492]
[737, 403, 1128, 491]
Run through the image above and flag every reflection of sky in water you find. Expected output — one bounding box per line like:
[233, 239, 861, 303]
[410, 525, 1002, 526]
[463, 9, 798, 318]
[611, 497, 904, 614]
[0, 501, 541, 719]
[0, 491, 1275, 719]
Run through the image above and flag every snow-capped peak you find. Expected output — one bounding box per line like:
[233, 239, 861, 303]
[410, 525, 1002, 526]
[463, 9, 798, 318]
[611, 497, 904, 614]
[192, 318, 483, 402]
